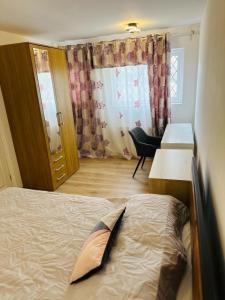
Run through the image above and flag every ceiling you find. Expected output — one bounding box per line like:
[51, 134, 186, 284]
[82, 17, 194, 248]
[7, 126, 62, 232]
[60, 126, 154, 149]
[0, 0, 205, 42]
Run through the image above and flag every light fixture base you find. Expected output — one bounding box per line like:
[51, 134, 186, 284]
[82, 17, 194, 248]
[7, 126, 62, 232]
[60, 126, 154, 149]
[125, 23, 140, 34]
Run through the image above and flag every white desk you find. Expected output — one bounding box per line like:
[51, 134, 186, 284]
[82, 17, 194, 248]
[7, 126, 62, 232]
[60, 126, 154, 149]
[149, 149, 193, 204]
[161, 123, 194, 150]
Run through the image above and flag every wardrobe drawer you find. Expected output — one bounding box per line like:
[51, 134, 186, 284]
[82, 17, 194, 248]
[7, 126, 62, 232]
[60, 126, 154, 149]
[51, 153, 67, 188]
[53, 161, 66, 173]
[52, 153, 64, 164]
[53, 167, 67, 187]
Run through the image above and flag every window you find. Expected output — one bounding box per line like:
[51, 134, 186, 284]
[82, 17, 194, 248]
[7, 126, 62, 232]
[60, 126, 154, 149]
[170, 48, 184, 104]
[90, 65, 152, 158]
[91, 65, 151, 130]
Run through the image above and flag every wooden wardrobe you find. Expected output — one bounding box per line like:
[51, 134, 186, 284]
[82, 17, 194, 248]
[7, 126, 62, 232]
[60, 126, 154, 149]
[0, 42, 79, 191]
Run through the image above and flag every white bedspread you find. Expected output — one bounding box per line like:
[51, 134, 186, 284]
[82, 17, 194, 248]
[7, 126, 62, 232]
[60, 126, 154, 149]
[0, 188, 188, 300]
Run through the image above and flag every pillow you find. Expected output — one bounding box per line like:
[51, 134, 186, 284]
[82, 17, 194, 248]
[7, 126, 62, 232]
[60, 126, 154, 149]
[70, 206, 126, 284]
[177, 222, 192, 300]
[182, 222, 192, 265]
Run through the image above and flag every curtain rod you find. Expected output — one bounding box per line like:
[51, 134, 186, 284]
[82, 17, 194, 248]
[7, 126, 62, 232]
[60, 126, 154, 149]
[60, 26, 199, 47]
[65, 30, 198, 48]
[74, 34, 164, 48]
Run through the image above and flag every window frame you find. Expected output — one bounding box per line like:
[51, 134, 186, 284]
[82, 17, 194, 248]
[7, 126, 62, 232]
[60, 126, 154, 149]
[170, 48, 184, 105]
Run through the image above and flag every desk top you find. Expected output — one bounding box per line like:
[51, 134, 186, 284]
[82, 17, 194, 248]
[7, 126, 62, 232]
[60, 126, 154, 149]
[149, 149, 193, 181]
[161, 123, 194, 149]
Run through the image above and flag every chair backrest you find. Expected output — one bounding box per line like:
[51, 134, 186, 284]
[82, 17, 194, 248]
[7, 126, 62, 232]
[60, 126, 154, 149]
[129, 127, 147, 143]
[128, 127, 148, 155]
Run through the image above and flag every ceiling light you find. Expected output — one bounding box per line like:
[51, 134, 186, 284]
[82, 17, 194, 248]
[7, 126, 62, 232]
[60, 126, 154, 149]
[125, 23, 140, 34]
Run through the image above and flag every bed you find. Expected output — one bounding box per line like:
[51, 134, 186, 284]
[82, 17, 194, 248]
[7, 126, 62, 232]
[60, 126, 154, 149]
[0, 185, 191, 300]
[0, 158, 220, 300]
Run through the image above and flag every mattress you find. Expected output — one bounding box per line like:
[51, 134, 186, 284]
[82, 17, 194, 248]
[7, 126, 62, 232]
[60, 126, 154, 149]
[0, 187, 188, 300]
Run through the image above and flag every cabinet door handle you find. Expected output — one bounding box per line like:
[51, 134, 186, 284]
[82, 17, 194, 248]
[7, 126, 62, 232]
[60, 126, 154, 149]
[59, 112, 64, 127]
[56, 112, 61, 126]
[57, 173, 66, 181]
[55, 164, 65, 172]
[53, 155, 63, 163]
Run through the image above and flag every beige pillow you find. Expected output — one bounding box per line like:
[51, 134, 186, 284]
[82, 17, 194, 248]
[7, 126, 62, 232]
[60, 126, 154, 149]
[70, 206, 126, 284]
[177, 222, 192, 300]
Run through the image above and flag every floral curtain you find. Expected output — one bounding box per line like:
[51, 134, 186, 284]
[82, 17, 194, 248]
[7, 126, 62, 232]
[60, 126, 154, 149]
[66, 34, 170, 157]
[147, 35, 171, 136]
[92, 38, 148, 67]
[91, 35, 171, 136]
[66, 44, 106, 157]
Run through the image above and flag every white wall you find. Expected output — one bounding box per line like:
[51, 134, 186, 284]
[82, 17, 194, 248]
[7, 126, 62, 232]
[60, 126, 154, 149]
[171, 32, 199, 124]
[195, 0, 225, 256]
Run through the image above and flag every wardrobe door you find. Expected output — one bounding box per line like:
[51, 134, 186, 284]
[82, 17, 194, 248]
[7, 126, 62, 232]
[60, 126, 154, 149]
[32, 47, 63, 157]
[0, 43, 53, 190]
[49, 48, 79, 176]
[32, 46, 68, 188]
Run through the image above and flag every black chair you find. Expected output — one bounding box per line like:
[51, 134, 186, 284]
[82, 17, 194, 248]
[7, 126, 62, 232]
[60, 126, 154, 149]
[128, 127, 161, 178]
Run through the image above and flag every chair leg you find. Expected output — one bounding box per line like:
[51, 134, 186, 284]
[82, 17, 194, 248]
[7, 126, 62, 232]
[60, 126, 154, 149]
[133, 157, 143, 178]
[141, 157, 146, 169]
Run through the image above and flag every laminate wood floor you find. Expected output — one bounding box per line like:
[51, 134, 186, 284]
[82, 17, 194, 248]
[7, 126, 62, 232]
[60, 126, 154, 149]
[57, 158, 152, 198]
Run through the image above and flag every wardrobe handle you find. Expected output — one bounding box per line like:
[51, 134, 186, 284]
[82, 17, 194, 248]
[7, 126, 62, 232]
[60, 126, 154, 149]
[55, 164, 65, 172]
[53, 155, 63, 163]
[57, 173, 66, 181]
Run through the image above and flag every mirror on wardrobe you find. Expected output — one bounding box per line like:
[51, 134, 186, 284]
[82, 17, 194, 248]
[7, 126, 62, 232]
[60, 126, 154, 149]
[33, 48, 62, 154]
